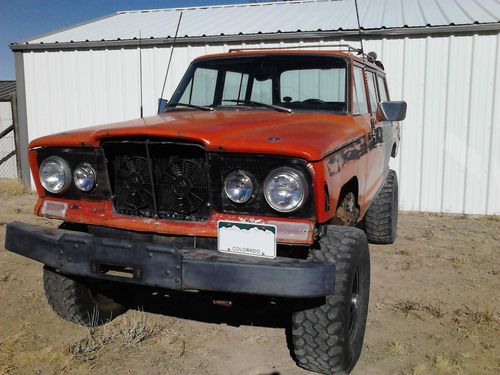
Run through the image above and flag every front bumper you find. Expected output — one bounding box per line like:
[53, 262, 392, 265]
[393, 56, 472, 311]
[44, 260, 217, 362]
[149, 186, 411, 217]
[4, 221, 335, 298]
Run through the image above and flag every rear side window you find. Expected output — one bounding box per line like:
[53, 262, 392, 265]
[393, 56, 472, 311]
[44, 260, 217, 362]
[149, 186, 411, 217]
[353, 67, 368, 115]
[366, 71, 379, 114]
[377, 75, 389, 102]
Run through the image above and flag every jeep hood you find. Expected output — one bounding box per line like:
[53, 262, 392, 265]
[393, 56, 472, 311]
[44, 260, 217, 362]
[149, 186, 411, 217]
[30, 110, 365, 161]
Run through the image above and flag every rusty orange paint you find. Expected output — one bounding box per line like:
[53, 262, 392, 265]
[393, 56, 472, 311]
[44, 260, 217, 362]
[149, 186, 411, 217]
[33, 196, 315, 244]
[30, 111, 367, 161]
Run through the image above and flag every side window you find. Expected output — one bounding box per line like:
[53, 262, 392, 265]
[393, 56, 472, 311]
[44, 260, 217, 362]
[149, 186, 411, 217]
[179, 67, 217, 106]
[222, 71, 249, 105]
[353, 66, 368, 115]
[280, 68, 346, 102]
[366, 71, 379, 114]
[377, 75, 389, 102]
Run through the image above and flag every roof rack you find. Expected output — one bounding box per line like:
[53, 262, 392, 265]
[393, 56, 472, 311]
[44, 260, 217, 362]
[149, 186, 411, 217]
[229, 43, 360, 53]
[229, 44, 380, 62]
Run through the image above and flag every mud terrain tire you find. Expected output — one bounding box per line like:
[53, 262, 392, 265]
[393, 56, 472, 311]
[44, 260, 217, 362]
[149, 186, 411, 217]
[291, 226, 370, 375]
[364, 169, 398, 244]
[43, 266, 127, 326]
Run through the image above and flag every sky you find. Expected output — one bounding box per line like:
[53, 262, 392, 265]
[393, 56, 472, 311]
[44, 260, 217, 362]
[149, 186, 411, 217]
[0, 0, 253, 80]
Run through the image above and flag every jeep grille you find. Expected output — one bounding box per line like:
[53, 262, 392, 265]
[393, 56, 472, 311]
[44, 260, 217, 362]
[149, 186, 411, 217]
[102, 139, 209, 221]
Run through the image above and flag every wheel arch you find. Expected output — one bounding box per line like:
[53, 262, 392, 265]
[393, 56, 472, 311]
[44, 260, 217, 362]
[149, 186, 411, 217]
[337, 176, 360, 209]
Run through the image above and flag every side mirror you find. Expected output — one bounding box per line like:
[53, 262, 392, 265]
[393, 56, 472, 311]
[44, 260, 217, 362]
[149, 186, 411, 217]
[158, 98, 169, 114]
[376, 101, 407, 122]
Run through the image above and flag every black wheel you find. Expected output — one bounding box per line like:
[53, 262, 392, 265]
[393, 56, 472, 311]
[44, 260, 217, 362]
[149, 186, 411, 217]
[364, 169, 398, 244]
[43, 266, 127, 326]
[291, 226, 370, 375]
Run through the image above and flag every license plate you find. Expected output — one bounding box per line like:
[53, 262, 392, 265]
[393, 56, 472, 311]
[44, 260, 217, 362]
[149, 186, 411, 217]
[217, 221, 277, 259]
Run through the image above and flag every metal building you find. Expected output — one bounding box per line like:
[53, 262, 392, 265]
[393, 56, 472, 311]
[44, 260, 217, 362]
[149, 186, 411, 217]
[0, 81, 18, 179]
[10, 0, 500, 215]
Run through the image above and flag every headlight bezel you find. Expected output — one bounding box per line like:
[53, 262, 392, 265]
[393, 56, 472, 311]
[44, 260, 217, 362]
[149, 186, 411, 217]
[73, 162, 97, 192]
[36, 148, 110, 200]
[263, 167, 308, 213]
[39, 156, 72, 194]
[223, 169, 255, 204]
[216, 154, 314, 218]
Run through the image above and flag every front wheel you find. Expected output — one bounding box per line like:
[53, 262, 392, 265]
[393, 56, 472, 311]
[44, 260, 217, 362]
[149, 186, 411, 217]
[43, 266, 127, 326]
[290, 226, 370, 374]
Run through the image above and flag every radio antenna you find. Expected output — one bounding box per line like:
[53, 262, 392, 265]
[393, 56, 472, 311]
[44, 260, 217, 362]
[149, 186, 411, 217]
[354, 0, 364, 56]
[139, 30, 144, 118]
[158, 11, 183, 113]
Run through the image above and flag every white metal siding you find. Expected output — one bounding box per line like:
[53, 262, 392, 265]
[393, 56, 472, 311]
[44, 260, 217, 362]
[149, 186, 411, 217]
[362, 36, 500, 215]
[21, 34, 500, 215]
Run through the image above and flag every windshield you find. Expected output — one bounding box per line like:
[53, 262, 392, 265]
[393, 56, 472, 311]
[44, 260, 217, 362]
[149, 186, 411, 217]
[168, 55, 348, 113]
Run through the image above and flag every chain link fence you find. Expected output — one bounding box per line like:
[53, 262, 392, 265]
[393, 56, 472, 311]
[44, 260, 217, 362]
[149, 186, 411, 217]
[0, 102, 18, 179]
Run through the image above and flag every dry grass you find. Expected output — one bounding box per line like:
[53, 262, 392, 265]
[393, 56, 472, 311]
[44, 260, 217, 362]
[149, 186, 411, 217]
[0, 364, 15, 375]
[433, 354, 463, 374]
[0, 179, 30, 196]
[401, 259, 421, 271]
[480, 215, 500, 222]
[447, 256, 467, 268]
[453, 306, 497, 327]
[423, 225, 435, 239]
[67, 332, 102, 361]
[384, 340, 409, 355]
[402, 363, 428, 375]
[67, 310, 161, 362]
[116, 311, 160, 346]
[392, 299, 444, 319]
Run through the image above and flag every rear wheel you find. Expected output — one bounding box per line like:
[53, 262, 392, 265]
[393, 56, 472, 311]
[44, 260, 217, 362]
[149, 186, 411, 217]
[43, 266, 127, 326]
[364, 169, 398, 244]
[290, 226, 370, 374]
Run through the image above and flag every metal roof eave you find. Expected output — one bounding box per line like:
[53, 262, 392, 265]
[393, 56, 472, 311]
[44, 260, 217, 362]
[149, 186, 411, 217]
[9, 23, 500, 52]
[0, 81, 16, 102]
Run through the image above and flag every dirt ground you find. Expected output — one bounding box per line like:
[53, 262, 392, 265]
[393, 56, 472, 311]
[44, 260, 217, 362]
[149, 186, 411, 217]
[0, 182, 498, 375]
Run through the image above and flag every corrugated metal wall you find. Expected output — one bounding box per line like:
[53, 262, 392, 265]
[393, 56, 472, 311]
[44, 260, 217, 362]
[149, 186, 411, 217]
[21, 34, 500, 214]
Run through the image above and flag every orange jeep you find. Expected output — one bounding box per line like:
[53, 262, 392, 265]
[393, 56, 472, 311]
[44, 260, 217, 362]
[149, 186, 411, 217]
[5, 48, 406, 374]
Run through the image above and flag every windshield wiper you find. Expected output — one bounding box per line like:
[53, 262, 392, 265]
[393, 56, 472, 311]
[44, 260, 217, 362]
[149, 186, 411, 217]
[223, 99, 292, 113]
[166, 102, 214, 111]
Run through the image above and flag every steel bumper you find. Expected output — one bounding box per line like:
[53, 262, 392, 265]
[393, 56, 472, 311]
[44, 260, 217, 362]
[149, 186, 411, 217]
[4, 221, 335, 298]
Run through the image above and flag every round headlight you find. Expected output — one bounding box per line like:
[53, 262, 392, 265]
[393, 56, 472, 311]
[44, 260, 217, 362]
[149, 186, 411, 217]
[224, 170, 254, 203]
[74, 163, 96, 192]
[39, 156, 71, 194]
[264, 168, 307, 212]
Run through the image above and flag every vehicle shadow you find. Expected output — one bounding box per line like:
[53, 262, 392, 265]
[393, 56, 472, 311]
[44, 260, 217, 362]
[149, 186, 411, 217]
[123, 284, 297, 329]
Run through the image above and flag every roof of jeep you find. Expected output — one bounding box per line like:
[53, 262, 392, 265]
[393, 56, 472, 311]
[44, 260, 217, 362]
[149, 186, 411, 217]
[193, 49, 384, 72]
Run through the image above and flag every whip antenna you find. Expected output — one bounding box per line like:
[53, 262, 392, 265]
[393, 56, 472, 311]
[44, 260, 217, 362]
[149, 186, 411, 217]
[139, 30, 144, 118]
[158, 11, 183, 113]
[354, 0, 364, 56]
